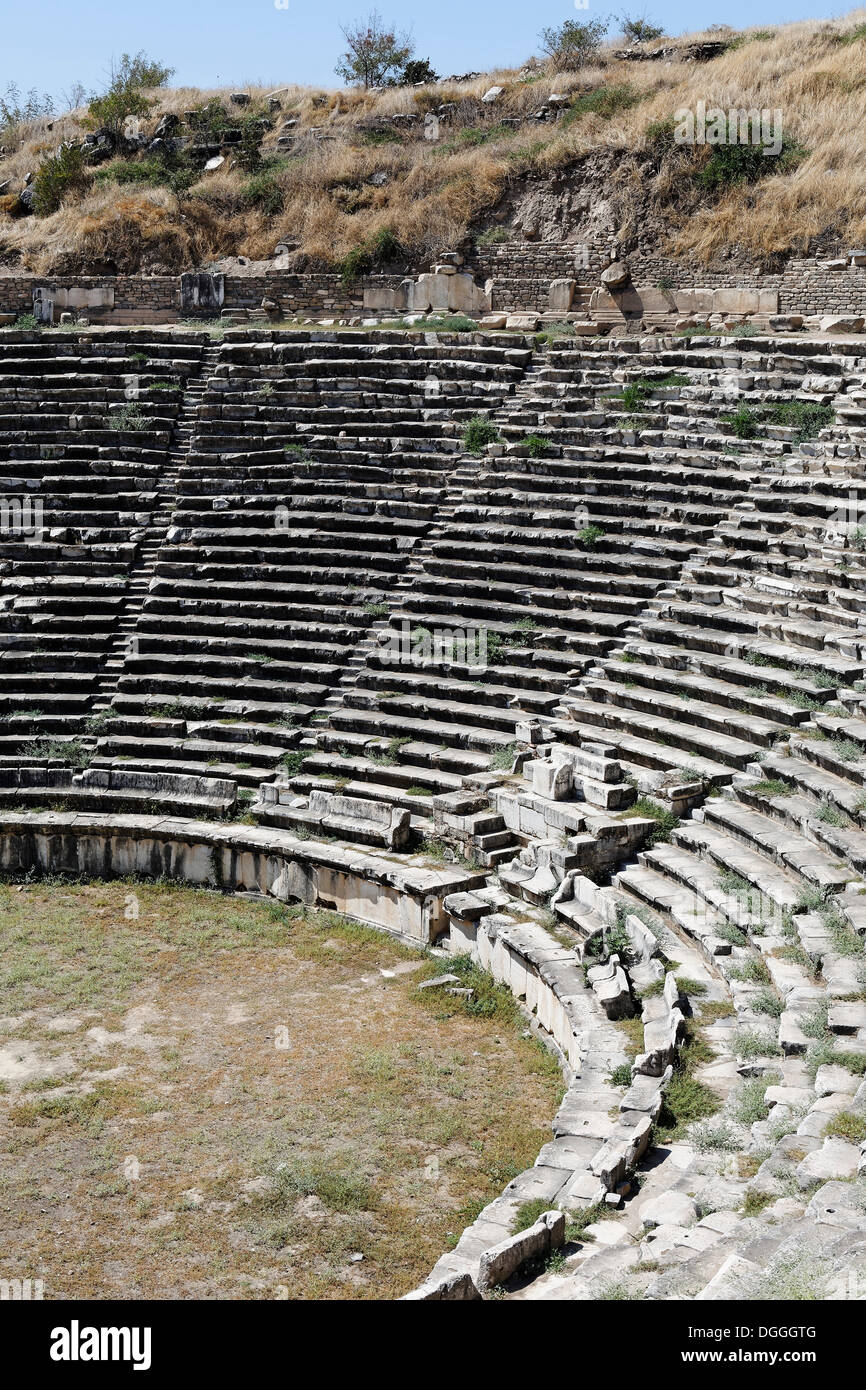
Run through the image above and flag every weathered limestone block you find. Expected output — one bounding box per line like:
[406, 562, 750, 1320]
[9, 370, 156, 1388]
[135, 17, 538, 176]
[363, 281, 410, 312]
[402, 1271, 481, 1300]
[476, 1210, 564, 1292]
[639, 1191, 698, 1229]
[820, 315, 865, 333]
[795, 1137, 861, 1188]
[548, 278, 576, 312]
[600, 261, 630, 290]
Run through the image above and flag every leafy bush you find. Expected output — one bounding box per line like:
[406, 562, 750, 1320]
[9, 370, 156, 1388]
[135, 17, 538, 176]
[243, 165, 286, 216]
[619, 13, 664, 43]
[32, 145, 91, 216]
[523, 433, 552, 457]
[463, 415, 500, 454]
[340, 227, 403, 284]
[722, 404, 760, 439]
[108, 403, 148, 432]
[476, 226, 510, 246]
[576, 524, 606, 549]
[539, 18, 609, 69]
[489, 743, 519, 772]
[400, 59, 439, 86]
[86, 51, 174, 139]
[697, 129, 805, 192]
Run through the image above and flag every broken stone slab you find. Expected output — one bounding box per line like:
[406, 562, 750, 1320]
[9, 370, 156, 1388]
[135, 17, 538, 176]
[505, 314, 539, 331]
[600, 262, 630, 290]
[696, 1254, 762, 1300]
[814, 1064, 861, 1098]
[828, 1000, 866, 1034]
[620, 1065, 672, 1116]
[476, 1210, 564, 1292]
[806, 1180, 866, 1229]
[402, 1270, 481, 1300]
[820, 315, 865, 333]
[639, 1191, 698, 1230]
[795, 1137, 861, 1188]
[418, 973, 461, 990]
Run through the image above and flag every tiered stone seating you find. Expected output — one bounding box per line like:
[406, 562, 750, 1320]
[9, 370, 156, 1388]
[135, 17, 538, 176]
[103, 331, 532, 798]
[0, 330, 204, 770]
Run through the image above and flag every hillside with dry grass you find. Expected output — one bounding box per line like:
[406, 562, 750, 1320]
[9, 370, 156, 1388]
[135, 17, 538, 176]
[1, 12, 865, 278]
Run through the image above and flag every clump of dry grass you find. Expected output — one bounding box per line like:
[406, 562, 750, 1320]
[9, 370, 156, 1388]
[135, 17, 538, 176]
[2, 12, 866, 273]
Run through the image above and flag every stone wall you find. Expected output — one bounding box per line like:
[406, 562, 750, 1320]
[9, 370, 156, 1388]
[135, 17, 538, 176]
[468, 240, 866, 317]
[0, 811, 479, 945]
[1, 244, 864, 323]
[0, 273, 400, 323]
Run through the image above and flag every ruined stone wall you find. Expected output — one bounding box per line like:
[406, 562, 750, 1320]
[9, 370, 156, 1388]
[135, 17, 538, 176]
[468, 240, 866, 316]
[1, 248, 865, 322]
[0, 272, 405, 322]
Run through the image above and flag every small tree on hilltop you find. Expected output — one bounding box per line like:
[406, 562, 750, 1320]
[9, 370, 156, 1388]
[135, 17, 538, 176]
[400, 58, 439, 86]
[335, 10, 415, 88]
[539, 18, 609, 70]
[619, 12, 664, 44]
[86, 51, 175, 139]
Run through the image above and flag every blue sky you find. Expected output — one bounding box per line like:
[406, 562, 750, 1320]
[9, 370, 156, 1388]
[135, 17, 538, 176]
[1, 0, 851, 99]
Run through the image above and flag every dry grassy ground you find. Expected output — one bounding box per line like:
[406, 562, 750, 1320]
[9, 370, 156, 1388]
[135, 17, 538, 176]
[1, 13, 865, 274]
[0, 879, 562, 1300]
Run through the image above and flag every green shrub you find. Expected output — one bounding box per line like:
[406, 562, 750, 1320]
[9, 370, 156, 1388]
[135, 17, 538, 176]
[576, 524, 606, 549]
[476, 225, 510, 246]
[523, 433, 552, 457]
[340, 227, 403, 285]
[697, 129, 805, 192]
[86, 51, 174, 140]
[463, 415, 500, 453]
[280, 750, 311, 777]
[823, 1110, 866, 1142]
[722, 404, 760, 439]
[731, 1076, 774, 1125]
[32, 144, 91, 216]
[489, 743, 519, 772]
[732, 1027, 780, 1059]
[108, 403, 148, 432]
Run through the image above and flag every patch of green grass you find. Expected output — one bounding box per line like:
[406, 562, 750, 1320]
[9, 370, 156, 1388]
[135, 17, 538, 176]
[624, 797, 679, 846]
[489, 743, 519, 772]
[732, 1027, 781, 1059]
[742, 1189, 776, 1217]
[608, 1062, 633, 1086]
[562, 84, 641, 124]
[728, 955, 771, 985]
[716, 921, 748, 948]
[692, 1119, 740, 1152]
[279, 750, 311, 777]
[731, 1076, 774, 1126]
[750, 778, 792, 797]
[511, 1197, 555, 1234]
[823, 1110, 866, 1143]
[751, 988, 783, 1017]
